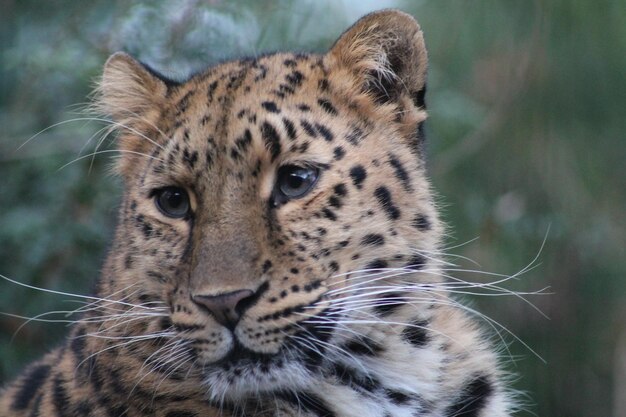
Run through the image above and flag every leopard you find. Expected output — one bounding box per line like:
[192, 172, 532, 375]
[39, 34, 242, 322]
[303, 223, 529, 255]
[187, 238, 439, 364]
[0, 10, 515, 417]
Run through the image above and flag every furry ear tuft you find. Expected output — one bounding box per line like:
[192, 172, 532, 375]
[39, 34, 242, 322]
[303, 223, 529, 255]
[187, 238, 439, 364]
[328, 10, 428, 108]
[95, 52, 169, 124]
[93, 53, 173, 176]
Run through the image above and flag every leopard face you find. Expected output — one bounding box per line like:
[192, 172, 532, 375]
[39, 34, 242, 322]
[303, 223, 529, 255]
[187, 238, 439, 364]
[95, 10, 442, 402]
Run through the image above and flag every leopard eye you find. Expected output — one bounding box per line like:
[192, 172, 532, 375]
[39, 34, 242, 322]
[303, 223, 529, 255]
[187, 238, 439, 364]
[154, 187, 190, 219]
[276, 165, 319, 200]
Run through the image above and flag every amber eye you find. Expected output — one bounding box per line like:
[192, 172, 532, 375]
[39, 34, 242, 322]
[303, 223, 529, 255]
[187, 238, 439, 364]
[154, 187, 190, 218]
[276, 165, 319, 200]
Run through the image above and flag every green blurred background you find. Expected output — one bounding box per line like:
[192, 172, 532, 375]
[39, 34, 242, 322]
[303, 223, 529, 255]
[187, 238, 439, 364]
[1, 1, 624, 415]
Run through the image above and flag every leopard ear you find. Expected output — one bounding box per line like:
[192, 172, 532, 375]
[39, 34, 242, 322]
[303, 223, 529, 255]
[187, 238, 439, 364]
[97, 52, 171, 125]
[96, 53, 176, 174]
[327, 10, 427, 108]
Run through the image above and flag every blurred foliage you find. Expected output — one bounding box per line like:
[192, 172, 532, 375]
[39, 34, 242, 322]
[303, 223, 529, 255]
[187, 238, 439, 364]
[1, 1, 624, 416]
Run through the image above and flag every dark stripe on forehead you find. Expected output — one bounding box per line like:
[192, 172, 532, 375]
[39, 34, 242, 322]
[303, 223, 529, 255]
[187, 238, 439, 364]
[261, 122, 282, 162]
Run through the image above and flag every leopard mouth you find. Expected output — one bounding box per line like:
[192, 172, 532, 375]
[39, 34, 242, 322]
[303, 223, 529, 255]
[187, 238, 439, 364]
[198, 316, 336, 401]
[214, 340, 280, 370]
[199, 340, 312, 401]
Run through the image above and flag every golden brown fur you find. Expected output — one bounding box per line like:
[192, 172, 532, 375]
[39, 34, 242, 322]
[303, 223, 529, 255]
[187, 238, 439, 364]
[0, 10, 512, 417]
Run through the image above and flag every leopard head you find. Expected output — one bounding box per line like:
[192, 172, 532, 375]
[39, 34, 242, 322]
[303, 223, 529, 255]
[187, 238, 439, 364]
[93, 10, 442, 402]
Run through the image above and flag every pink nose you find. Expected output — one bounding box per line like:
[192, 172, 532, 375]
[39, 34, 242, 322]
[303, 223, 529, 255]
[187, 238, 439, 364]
[191, 289, 255, 329]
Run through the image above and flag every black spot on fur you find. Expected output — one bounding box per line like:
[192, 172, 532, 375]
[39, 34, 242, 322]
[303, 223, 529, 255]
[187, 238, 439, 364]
[262, 101, 280, 113]
[332, 363, 380, 392]
[413, 214, 431, 231]
[328, 195, 342, 209]
[402, 320, 430, 348]
[318, 98, 338, 115]
[406, 254, 427, 270]
[349, 165, 367, 189]
[175, 90, 193, 113]
[386, 389, 411, 404]
[344, 338, 383, 356]
[300, 120, 317, 137]
[333, 183, 347, 196]
[333, 146, 345, 160]
[12, 364, 51, 410]
[389, 155, 412, 191]
[322, 208, 337, 221]
[286, 71, 304, 86]
[445, 375, 493, 417]
[346, 127, 364, 146]
[361, 234, 385, 246]
[373, 292, 405, 317]
[262, 260, 273, 273]
[261, 122, 281, 162]
[282, 118, 297, 140]
[316, 123, 334, 141]
[374, 186, 401, 220]
[207, 80, 219, 103]
[296, 141, 309, 153]
[366, 259, 388, 270]
[235, 129, 253, 153]
[183, 149, 199, 169]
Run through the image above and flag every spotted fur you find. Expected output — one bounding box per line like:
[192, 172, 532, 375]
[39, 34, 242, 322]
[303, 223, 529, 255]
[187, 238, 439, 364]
[0, 10, 513, 417]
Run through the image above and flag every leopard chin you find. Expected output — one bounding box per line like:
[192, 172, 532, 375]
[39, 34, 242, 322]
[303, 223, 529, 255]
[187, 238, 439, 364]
[194, 310, 335, 401]
[200, 343, 315, 401]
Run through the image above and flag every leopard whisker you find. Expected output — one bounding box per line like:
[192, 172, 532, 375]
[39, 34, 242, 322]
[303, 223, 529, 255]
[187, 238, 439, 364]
[139, 332, 181, 371]
[129, 335, 184, 398]
[310, 295, 545, 362]
[79, 315, 166, 338]
[287, 324, 371, 373]
[73, 333, 169, 374]
[57, 149, 165, 171]
[325, 265, 547, 317]
[17, 117, 108, 151]
[155, 341, 192, 380]
[147, 341, 193, 407]
[326, 268, 426, 291]
[81, 331, 175, 341]
[324, 282, 546, 329]
[297, 310, 465, 348]
[0, 274, 165, 312]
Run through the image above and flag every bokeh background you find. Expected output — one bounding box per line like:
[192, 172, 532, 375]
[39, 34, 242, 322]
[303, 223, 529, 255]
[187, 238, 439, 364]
[1, 1, 624, 415]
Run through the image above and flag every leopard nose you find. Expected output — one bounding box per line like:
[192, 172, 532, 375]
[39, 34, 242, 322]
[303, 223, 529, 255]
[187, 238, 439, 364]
[191, 289, 255, 330]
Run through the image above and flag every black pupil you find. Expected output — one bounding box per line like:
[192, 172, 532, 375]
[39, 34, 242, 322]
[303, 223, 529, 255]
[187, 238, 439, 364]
[279, 166, 317, 198]
[287, 171, 306, 190]
[165, 190, 183, 208]
[157, 187, 188, 217]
